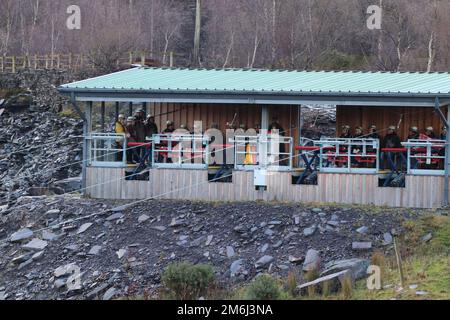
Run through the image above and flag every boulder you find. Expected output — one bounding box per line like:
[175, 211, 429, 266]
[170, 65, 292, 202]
[303, 225, 316, 237]
[321, 258, 370, 280]
[255, 255, 274, 269]
[302, 249, 321, 272]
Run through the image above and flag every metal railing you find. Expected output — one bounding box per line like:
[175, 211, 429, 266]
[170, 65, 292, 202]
[402, 139, 446, 176]
[151, 134, 210, 169]
[231, 134, 293, 171]
[313, 138, 380, 174]
[87, 133, 126, 167]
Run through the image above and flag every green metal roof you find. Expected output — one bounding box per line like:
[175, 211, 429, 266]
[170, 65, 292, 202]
[60, 67, 450, 95]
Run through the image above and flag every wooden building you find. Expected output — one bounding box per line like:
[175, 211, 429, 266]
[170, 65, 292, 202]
[58, 68, 450, 208]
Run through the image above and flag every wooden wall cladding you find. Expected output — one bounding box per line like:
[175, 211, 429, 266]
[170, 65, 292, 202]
[337, 106, 448, 140]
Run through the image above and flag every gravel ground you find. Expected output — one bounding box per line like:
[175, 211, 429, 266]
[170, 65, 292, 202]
[0, 195, 427, 300]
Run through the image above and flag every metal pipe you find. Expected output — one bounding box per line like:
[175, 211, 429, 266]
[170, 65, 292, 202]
[434, 97, 449, 206]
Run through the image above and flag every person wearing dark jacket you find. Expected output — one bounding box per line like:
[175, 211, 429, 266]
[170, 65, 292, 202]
[367, 125, 380, 140]
[340, 125, 352, 139]
[134, 109, 146, 143]
[380, 126, 403, 170]
[144, 115, 158, 139]
[425, 126, 437, 139]
[407, 126, 419, 140]
[125, 117, 139, 163]
[440, 126, 447, 140]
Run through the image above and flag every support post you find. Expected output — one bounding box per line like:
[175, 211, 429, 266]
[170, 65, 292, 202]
[69, 94, 88, 196]
[101, 101, 106, 132]
[115, 102, 120, 121]
[129, 102, 133, 116]
[261, 105, 269, 130]
[260, 105, 270, 168]
[433, 97, 449, 206]
[83, 102, 93, 196]
[297, 105, 302, 167]
[143, 102, 148, 117]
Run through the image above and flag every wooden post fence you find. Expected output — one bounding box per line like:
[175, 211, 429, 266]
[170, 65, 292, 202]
[0, 50, 176, 73]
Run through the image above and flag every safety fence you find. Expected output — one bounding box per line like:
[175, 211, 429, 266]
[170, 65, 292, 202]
[85, 133, 447, 178]
[0, 50, 175, 73]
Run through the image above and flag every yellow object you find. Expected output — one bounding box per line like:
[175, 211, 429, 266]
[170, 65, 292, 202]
[244, 143, 257, 165]
[115, 122, 126, 134]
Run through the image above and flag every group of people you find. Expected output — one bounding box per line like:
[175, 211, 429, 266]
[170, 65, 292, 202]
[114, 109, 159, 163]
[339, 124, 446, 148]
[337, 124, 447, 170]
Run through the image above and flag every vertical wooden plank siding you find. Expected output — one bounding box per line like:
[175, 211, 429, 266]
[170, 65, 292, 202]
[337, 106, 448, 140]
[86, 167, 447, 208]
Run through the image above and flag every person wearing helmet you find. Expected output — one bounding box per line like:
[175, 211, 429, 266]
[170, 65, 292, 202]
[407, 126, 419, 140]
[134, 109, 146, 142]
[424, 126, 436, 139]
[114, 114, 126, 161]
[144, 115, 158, 139]
[125, 116, 139, 163]
[163, 120, 175, 134]
[382, 126, 401, 149]
[368, 125, 380, 140]
[380, 125, 402, 170]
[440, 125, 447, 140]
[340, 125, 352, 139]
[354, 126, 364, 138]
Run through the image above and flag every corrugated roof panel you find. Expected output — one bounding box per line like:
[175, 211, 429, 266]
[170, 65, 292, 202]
[60, 67, 450, 95]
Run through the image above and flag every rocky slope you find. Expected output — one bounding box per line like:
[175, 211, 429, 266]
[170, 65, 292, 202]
[0, 196, 426, 300]
[0, 70, 84, 207]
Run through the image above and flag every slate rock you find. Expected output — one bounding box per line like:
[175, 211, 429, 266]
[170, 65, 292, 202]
[77, 223, 93, 234]
[383, 232, 393, 245]
[103, 287, 117, 301]
[255, 255, 274, 269]
[226, 246, 235, 258]
[421, 233, 432, 242]
[42, 230, 58, 241]
[10, 228, 34, 242]
[22, 238, 48, 251]
[303, 225, 317, 237]
[106, 213, 124, 221]
[230, 259, 244, 277]
[88, 245, 102, 255]
[356, 226, 369, 234]
[138, 214, 150, 223]
[321, 258, 370, 280]
[303, 249, 321, 272]
[352, 242, 372, 250]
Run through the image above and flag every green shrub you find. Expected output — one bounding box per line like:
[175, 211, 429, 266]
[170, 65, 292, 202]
[161, 262, 215, 300]
[245, 274, 281, 300]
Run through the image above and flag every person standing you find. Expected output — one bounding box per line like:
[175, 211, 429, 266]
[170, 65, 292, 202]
[368, 125, 380, 140]
[114, 114, 126, 161]
[407, 126, 419, 140]
[125, 116, 139, 163]
[144, 115, 158, 139]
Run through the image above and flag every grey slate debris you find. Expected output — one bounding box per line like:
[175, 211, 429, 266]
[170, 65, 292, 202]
[10, 228, 34, 242]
